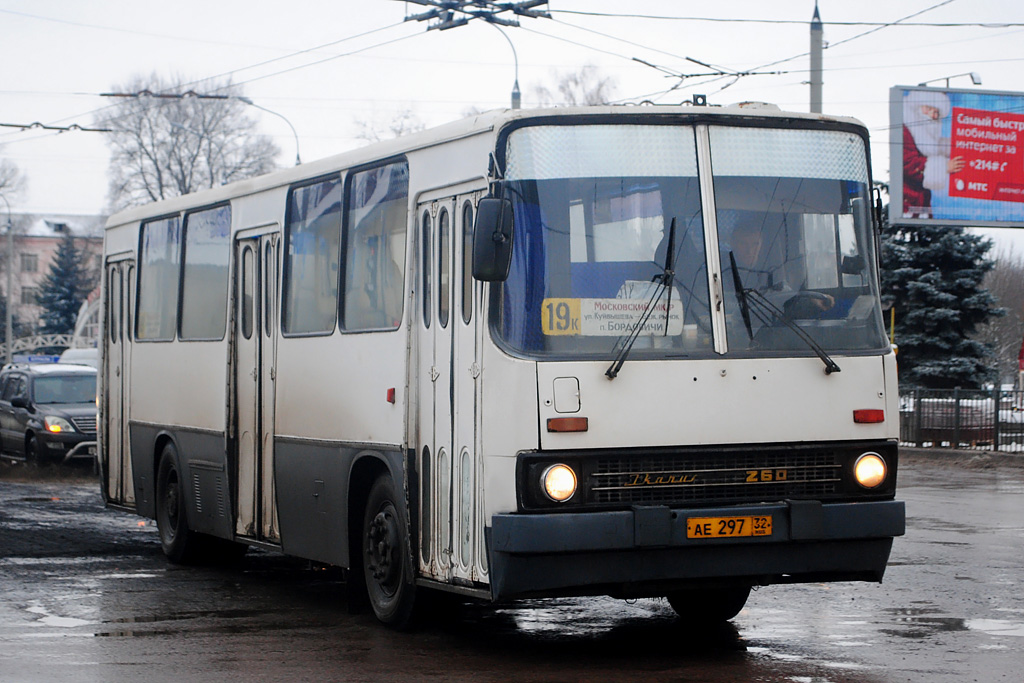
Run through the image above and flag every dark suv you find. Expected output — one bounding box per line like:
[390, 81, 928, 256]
[0, 363, 97, 465]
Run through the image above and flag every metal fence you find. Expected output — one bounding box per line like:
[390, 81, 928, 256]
[899, 388, 1024, 452]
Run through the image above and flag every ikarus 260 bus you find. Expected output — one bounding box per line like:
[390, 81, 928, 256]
[100, 104, 905, 627]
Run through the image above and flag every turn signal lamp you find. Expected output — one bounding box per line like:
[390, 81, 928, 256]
[854, 452, 887, 489]
[547, 417, 588, 432]
[542, 464, 577, 502]
[853, 409, 885, 424]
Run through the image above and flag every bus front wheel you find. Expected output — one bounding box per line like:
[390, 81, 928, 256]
[362, 475, 417, 628]
[666, 585, 751, 622]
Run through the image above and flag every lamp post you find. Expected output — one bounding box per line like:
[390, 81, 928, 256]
[236, 97, 301, 165]
[488, 23, 521, 109]
[0, 193, 13, 365]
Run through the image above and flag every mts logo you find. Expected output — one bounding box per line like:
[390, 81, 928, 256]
[968, 182, 989, 192]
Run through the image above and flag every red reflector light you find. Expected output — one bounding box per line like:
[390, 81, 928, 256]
[853, 409, 885, 424]
[547, 417, 589, 433]
[386, 388, 396, 404]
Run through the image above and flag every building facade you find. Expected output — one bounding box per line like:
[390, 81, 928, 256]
[2, 213, 104, 345]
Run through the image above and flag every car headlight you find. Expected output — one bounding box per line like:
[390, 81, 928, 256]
[43, 416, 75, 434]
[854, 452, 887, 489]
[541, 464, 577, 502]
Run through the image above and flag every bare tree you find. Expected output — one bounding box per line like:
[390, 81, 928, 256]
[95, 74, 279, 211]
[0, 152, 26, 202]
[974, 247, 1024, 384]
[354, 107, 426, 144]
[530, 64, 618, 107]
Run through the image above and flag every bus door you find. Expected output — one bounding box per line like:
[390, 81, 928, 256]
[233, 230, 280, 542]
[417, 192, 484, 585]
[103, 256, 135, 506]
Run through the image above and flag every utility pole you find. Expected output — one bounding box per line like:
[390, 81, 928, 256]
[0, 194, 12, 366]
[399, 1, 550, 110]
[810, 1, 823, 113]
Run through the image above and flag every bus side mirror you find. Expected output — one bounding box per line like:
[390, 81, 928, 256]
[472, 197, 514, 282]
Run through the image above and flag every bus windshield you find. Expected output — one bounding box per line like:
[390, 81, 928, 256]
[495, 123, 889, 360]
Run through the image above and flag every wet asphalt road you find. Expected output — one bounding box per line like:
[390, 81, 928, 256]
[0, 453, 1021, 683]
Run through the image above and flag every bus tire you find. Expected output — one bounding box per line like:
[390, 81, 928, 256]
[362, 474, 416, 628]
[155, 442, 202, 564]
[666, 585, 751, 622]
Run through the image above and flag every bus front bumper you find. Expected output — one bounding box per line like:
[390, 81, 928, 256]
[486, 499, 905, 601]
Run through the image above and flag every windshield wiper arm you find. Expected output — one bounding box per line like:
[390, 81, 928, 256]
[605, 217, 677, 380]
[742, 289, 841, 375]
[729, 251, 753, 340]
[661, 217, 677, 337]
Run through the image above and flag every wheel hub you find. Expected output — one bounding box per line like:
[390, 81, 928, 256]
[367, 509, 399, 585]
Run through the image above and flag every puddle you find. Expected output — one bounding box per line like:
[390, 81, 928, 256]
[0, 556, 113, 567]
[26, 604, 93, 628]
[883, 607, 968, 638]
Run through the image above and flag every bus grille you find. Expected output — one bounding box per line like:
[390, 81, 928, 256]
[72, 416, 98, 435]
[590, 449, 841, 506]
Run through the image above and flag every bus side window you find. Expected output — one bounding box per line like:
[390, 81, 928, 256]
[461, 201, 473, 325]
[241, 246, 254, 340]
[180, 205, 231, 341]
[422, 210, 432, 329]
[137, 215, 181, 341]
[438, 207, 450, 329]
[282, 177, 342, 335]
[342, 161, 409, 331]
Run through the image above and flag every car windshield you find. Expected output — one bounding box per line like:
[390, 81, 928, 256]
[493, 122, 888, 361]
[34, 375, 97, 404]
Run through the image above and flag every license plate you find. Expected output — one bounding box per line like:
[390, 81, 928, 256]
[686, 515, 772, 539]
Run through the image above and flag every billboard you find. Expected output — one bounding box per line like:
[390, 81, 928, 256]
[889, 85, 1024, 227]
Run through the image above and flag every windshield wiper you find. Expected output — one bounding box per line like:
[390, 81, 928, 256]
[606, 218, 677, 380]
[741, 288, 841, 375]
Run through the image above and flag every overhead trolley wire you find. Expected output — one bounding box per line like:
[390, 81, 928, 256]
[548, 8, 1022, 29]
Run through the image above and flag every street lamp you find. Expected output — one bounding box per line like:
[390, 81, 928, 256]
[918, 72, 982, 88]
[0, 193, 13, 365]
[488, 23, 521, 109]
[236, 97, 302, 166]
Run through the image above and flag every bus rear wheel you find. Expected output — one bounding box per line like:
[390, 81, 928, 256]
[362, 475, 416, 628]
[155, 443, 202, 564]
[666, 585, 751, 622]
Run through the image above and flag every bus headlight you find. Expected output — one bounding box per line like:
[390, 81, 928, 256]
[542, 464, 577, 502]
[854, 452, 887, 489]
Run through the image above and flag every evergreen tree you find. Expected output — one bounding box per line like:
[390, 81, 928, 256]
[881, 223, 1003, 389]
[37, 231, 94, 335]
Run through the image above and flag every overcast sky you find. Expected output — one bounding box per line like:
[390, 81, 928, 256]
[2, 0, 1023, 248]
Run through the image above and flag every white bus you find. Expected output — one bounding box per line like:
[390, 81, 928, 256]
[100, 104, 905, 627]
